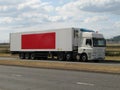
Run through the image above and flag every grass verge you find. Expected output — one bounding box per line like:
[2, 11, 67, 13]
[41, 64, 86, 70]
[105, 56, 120, 61]
[0, 60, 120, 74]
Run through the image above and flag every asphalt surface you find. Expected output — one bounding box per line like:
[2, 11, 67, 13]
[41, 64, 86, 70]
[0, 65, 120, 90]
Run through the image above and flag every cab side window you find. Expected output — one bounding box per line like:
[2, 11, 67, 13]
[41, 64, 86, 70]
[86, 39, 92, 46]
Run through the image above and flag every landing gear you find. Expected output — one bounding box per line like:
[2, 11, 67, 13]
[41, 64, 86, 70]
[47, 53, 53, 60]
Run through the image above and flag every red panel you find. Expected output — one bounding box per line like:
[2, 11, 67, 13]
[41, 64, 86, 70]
[22, 32, 56, 49]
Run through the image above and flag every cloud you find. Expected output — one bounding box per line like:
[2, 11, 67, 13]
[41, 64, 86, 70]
[0, 0, 119, 42]
[0, 0, 55, 26]
[84, 16, 109, 23]
[17, 0, 40, 10]
[76, 0, 120, 14]
[1, 0, 119, 26]
[114, 21, 120, 28]
[56, 0, 120, 15]
[0, 17, 14, 24]
[17, 0, 54, 12]
[0, 5, 8, 11]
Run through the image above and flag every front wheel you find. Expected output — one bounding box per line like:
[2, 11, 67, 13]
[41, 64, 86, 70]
[80, 54, 88, 62]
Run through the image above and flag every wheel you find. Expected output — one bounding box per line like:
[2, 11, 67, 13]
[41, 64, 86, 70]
[58, 53, 64, 61]
[30, 54, 35, 60]
[25, 53, 30, 59]
[80, 54, 88, 62]
[76, 54, 80, 61]
[65, 53, 71, 61]
[19, 53, 25, 59]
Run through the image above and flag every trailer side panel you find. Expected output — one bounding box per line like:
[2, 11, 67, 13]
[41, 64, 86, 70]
[10, 28, 73, 52]
[22, 32, 56, 49]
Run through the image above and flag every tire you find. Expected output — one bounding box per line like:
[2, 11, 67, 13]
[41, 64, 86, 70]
[25, 53, 30, 59]
[76, 54, 80, 62]
[65, 53, 71, 61]
[30, 54, 35, 60]
[19, 53, 25, 59]
[80, 54, 88, 62]
[58, 53, 64, 61]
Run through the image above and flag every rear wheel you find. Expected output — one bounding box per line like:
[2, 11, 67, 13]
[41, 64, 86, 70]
[25, 53, 30, 59]
[30, 54, 35, 60]
[58, 53, 65, 61]
[19, 53, 25, 59]
[81, 54, 88, 62]
[65, 53, 72, 61]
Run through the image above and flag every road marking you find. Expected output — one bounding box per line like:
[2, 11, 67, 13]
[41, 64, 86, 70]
[76, 82, 95, 86]
[12, 74, 22, 77]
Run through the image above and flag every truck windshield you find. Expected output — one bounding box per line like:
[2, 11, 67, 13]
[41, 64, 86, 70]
[93, 38, 106, 47]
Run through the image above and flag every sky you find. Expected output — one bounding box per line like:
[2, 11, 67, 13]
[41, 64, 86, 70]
[0, 0, 120, 42]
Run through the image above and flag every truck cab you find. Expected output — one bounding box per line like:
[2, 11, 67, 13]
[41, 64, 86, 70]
[74, 28, 106, 61]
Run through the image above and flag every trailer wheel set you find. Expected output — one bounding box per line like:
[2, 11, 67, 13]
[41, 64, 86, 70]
[18, 52, 88, 62]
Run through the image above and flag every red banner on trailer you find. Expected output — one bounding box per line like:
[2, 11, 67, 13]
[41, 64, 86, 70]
[21, 32, 56, 49]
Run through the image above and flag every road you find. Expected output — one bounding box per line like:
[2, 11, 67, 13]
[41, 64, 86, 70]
[0, 57, 120, 66]
[0, 65, 119, 90]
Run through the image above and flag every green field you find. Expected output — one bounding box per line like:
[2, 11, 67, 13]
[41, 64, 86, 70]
[106, 44, 120, 56]
[0, 43, 9, 53]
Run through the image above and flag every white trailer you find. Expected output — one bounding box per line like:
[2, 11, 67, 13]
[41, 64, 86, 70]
[10, 27, 106, 61]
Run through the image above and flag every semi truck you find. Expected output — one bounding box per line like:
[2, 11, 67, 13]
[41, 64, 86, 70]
[10, 27, 106, 61]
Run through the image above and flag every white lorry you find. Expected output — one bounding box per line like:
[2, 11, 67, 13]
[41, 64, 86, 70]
[10, 27, 106, 61]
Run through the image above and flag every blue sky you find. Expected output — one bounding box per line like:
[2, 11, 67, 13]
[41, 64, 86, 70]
[0, 0, 120, 42]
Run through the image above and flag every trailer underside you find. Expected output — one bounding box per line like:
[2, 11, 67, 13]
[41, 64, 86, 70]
[11, 50, 92, 62]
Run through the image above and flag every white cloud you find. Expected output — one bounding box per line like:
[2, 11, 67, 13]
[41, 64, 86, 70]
[56, 2, 81, 17]
[0, 17, 13, 23]
[76, 0, 120, 14]
[43, 5, 54, 12]
[0, 5, 8, 11]
[0, 0, 56, 26]
[56, 0, 120, 15]
[84, 16, 108, 23]
[0, 0, 119, 42]
[115, 21, 120, 28]
[48, 16, 62, 22]
[17, 0, 54, 12]
[17, 0, 40, 9]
